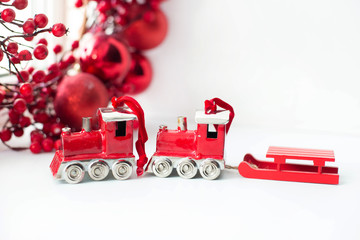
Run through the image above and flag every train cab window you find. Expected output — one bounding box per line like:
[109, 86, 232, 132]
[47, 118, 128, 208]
[116, 121, 126, 137]
[207, 124, 218, 139]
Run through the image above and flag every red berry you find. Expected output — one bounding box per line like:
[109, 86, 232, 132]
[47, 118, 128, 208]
[13, 128, 24, 137]
[34, 14, 48, 28]
[11, 56, 20, 64]
[59, 61, 68, 70]
[33, 44, 48, 60]
[64, 54, 75, 64]
[23, 19, 35, 34]
[13, 98, 27, 114]
[8, 109, 20, 124]
[35, 98, 46, 109]
[20, 83, 33, 97]
[37, 38, 48, 46]
[47, 63, 59, 73]
[27, 66, 34, 74]
[54, 139, 62, 150]
[0, 129, 12, 142]
[24, 36, 34, 41]
[51, 123, 63, 136]
[30, 141, 42, 153]
[71, 40, 79, 50]
[7, 42, 18, 54]
[32, 70, 46, 83]
[75, 0, 83, 8]
[97, 1, 111, 13]
[51, 23, 67, 37]
[12, 0, 28, 10]
[24, 94, 33, 103]
[42, 122, 51, 134]
[19, 116, 31, 127]
[41, 138, 53, 152]
[1, 8, 15, 22]
[30, 130, 44, 143]
[53, 45, 62, 54]
[34, 111, 48, 123]
[17, 70, 30, 82]
[18, 50, 32, 61]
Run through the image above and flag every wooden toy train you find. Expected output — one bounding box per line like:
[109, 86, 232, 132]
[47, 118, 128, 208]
[50, 96, 339, 184]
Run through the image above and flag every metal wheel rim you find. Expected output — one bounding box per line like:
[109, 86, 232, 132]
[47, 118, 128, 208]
[64, 164, 85, 184]
[177, 159, 197, 179]
[200, 160, 221, 180]
[153, 158, 172, 178]
[89, 161, 109, 181]
[112, 161, 132, 180]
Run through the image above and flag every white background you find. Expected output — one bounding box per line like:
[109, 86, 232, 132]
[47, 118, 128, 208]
[139, 0, 360, 135]
[1, 0, 360, 239]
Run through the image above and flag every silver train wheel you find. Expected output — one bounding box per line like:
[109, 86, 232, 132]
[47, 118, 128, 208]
[64, 163, 85, 184]
[153, 158, 173, 178]
[199, 160, 221, 180]
[177, 159, 197, 179]
[88, 160, 109, 181]
[112, 161, 132, 180]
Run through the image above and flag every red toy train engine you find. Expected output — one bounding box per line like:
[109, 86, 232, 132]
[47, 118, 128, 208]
[50, 96, 148, 184]
[146, 98, 234, 180]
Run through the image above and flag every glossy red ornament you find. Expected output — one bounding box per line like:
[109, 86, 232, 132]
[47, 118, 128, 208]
[80, 33, 131, 86]
[54, 73, 109, 131]
[124, 9, 168, 50]
[121, 53, 152, 94]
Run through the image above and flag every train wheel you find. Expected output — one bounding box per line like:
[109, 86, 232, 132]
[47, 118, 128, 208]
[64, 163, 85, 184]
[112, 161, 132, 180]
[153, 158, 173, 178]
[199, 160, 221, 180]
[177, 159, 197, 179]
[88, 160, 109, 181]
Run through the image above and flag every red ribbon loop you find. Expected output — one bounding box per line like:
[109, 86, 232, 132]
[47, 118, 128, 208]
[204, 98, 235, 134]
[111, 96, 148, 176]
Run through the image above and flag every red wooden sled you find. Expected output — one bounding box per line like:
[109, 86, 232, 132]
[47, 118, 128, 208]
[238, 146, 339, 184]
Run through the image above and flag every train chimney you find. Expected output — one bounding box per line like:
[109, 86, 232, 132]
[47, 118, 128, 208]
[177, 116, 187, 131]
[62, 127, 71, 135]
[82, 117, 92, 132]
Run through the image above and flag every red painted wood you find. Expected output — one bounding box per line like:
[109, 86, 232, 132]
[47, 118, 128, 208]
[267, 146, 335, 162]
[238, 147, 339, 184]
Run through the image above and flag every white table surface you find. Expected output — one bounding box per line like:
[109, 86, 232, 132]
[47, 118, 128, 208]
[0, 122, 359, 240]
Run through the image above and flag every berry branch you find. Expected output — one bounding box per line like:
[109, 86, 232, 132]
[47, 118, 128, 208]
[0, 0, 69, 153]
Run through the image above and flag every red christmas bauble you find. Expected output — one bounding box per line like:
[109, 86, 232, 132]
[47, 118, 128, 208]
[121, 53, 152, 95]
[124, 9, 168, 50]
[54, 73, 109, 131]
[79, 33, 131, 86]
